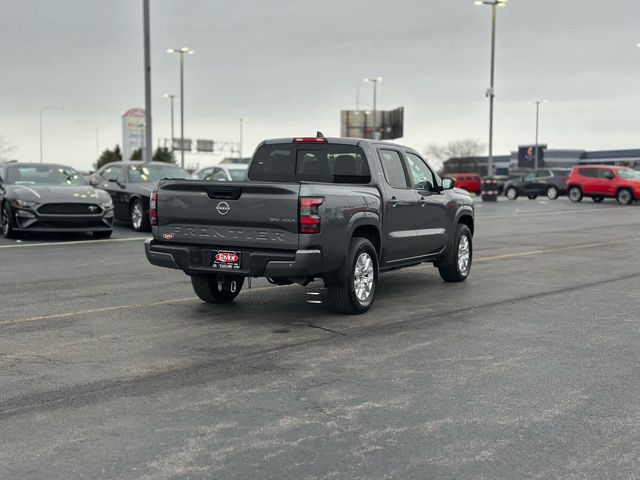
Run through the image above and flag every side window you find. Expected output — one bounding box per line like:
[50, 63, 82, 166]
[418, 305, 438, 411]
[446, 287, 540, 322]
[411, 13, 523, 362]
[598, 168, 614, 179]
[103, 165, 124, 183]
[379, 150, 409, 189]
[536, 170, 551, 178]
[405, 153, 435, 190]
[524, 172, 536, 181]
[580, 169, 597, 178]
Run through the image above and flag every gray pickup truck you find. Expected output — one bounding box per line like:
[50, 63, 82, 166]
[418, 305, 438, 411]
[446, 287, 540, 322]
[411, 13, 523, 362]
[145, 135, 475, 314]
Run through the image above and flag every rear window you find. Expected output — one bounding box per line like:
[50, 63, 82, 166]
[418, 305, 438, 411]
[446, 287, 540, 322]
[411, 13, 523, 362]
[248, 143, 371, 184]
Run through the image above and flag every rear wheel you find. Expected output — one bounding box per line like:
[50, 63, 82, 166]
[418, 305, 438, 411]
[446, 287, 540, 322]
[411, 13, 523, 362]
[1, 203, 18, 239]
[568, 186, 583, 203]
[327, 237, 378, 314]
[616, 188, 633, 205]
[546, 186, 559, 200]
[93, 230, 113, 239]
[130, 199, 149, 232]
[438, 224, 473, 283]
[592, 196, 604, 203]
[506, 187, 518, 200]
[191, 275, 244, 303]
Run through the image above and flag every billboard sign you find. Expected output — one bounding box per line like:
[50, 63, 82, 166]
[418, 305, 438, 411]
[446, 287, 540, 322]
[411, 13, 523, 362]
[518, 145, 546, 169]
[122, 108, 145, 161]
[196, 139, 214, 152]
[341, 107, 404, 140]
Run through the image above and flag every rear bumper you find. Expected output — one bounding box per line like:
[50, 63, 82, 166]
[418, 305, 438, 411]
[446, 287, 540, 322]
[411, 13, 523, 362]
[145, 239, 322, 277]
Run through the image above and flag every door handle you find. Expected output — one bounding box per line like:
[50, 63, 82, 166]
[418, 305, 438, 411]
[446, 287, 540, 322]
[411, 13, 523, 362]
[390, 196, 399, 207]
[419, 196, 428, 207]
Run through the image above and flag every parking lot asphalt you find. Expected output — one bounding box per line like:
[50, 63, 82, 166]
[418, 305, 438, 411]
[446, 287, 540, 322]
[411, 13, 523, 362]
[1, 197, 640, 479]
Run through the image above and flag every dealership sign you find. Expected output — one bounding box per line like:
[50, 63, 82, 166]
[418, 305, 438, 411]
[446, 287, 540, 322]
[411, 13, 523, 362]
[122, 108, 146, 161]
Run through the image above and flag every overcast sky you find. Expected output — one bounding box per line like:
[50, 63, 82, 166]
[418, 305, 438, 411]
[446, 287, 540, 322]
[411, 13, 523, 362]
[1, 0, 639, 170]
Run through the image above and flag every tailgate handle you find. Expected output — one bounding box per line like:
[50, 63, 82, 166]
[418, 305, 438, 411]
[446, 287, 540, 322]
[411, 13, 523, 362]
[206, 186, 242, 200]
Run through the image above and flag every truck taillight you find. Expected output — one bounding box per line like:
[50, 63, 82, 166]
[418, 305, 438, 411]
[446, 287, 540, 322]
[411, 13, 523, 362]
[150, 191, 158, 226]
[299, 197, 324, 234]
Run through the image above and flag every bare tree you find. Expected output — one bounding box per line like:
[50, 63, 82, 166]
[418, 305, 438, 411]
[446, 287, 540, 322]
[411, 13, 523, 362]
[424, 139, 486, 173]
[0, 135, 15, 162]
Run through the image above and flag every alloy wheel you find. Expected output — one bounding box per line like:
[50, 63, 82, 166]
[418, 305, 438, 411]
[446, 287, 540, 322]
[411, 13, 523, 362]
[353, 252, 374, 303]
[457, 234, 471, 275]
[131, 202, 143, 230]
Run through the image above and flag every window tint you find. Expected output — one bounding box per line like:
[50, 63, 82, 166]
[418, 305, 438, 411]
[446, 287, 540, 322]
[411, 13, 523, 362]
[405, 153, 435, 190]
[379, 150, 409, 188]
[128, 164, 189, 183]
[248, 144, 370, 184]
[536, 170, 551, 178]
[598, 168, 614, 179]
[248, 145, 296, 182]
[103, 165, 125, 183]
[296, 145, 370, 183]
[524, 172, 536, 181]
[579, 168, 598, 178]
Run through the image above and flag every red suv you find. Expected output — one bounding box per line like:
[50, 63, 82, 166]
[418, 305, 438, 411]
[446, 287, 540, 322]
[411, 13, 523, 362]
[566, 165, 640, 205]
[450, 173, 481, 195]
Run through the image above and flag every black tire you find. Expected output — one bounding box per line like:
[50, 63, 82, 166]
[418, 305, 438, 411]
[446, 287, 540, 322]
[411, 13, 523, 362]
[592, 196, 604, 203]
[438, 224, 473, 283]
[130, 198, 150, 232]
[527, 194, 538, 200]
[191, 275, 244, 303]
[93, 230, 113, 239]
[1, 202, 18, 239]
[327, 237, 378, 314]
[616, 188, 633, 206]
[546, 186, 559, 200]
[505, 187, 518, 200]
[568, 186, 583, 203]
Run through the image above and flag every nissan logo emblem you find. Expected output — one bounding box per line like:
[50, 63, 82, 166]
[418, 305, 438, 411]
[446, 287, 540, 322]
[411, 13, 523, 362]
[216, 201, 230, 216]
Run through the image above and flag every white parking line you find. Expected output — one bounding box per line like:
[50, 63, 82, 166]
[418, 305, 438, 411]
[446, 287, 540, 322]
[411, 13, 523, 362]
[0, 237, 148, 249]
[477, 205, 621, 219]
[2, 236, 639, 327]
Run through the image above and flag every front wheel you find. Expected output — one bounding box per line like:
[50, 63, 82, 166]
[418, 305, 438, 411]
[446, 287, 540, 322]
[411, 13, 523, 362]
[327, 237, 378, 314]
[130, 199, 149, 232]
[616, 188, 633, 205]
[506, 187, 518, 200]
[191, 275, 244, 303]
[568, 186, 583, 203]
[1, 203, 18, 239]
[438, 224, 473, 283]
[547, 186, 559, 200]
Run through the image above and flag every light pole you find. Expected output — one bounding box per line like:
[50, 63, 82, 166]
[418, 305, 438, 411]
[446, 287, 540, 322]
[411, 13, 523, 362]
[143, 0, 153, 164]
[363, 77, 382, 139]
[78, 120, 100, 159]
[163, 93, 176, 151]
[167, 47, 194, 169]
[475, 0, 507, 177]
[239, 118, 246, 158]
[531, 100, 546, 170]
[39, 106, 65, 163]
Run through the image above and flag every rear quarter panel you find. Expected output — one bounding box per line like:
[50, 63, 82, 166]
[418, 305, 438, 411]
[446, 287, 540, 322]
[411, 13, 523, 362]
[299, 183, 382, 273]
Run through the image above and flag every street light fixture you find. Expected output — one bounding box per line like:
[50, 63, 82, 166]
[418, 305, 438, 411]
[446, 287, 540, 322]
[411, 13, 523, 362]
[531, 100, 547, 170]
[163, 93, 176, 153]
[39, 106, 65, 164]
[475, 0, 508, 178]
[363, 77, 383, 139]
[167, 47, 194, 169]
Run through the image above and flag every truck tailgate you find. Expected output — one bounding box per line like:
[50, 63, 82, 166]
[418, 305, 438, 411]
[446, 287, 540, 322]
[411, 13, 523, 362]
[155, 180, 300, 250]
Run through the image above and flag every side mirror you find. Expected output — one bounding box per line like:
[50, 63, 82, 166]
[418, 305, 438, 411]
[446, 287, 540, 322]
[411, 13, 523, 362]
[442, 178, 455, 190]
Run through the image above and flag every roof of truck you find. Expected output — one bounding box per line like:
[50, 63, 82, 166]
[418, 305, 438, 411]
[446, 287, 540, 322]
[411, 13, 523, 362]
[261, 137, 415, 152]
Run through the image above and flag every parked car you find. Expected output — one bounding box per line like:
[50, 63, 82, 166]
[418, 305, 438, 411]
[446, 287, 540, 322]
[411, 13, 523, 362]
[193, 164, 248, 182]
[449, 173, 481, 195]
[566, 165, 640, 205]
[0, 162, 114, 239]
[90, 161, 190, 231]
[504, 168, 571, 200]
[145, 135, 475, 314]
